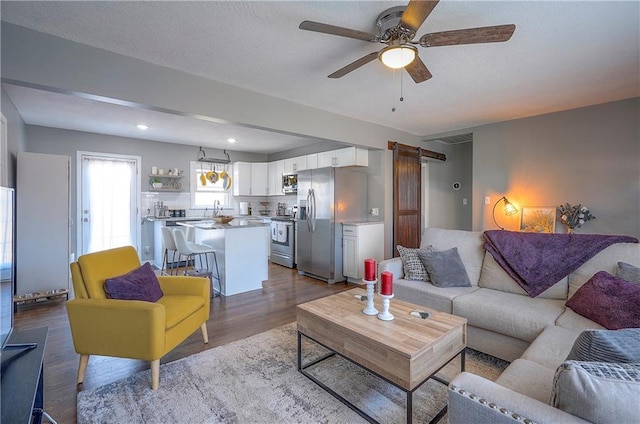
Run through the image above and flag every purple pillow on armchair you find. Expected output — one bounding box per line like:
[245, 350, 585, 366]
[566, 271, 640, 330]
[103, 262, 164, 302]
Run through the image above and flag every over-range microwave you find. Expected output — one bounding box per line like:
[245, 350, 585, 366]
[282, 173, 297, 193]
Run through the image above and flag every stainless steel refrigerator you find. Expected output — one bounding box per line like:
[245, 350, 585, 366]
[297, 167, 367, 283]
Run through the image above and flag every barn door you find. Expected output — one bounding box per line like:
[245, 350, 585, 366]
[391, 142, 422, 255]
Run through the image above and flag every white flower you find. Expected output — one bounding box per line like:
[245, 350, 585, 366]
[561, 215, 568, 221]
[578, 213, 585, 219]
[579, 219, 585, 225]
[581, 206, 588, 212]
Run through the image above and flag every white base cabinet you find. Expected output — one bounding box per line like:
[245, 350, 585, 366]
[342, 222, 384, 283]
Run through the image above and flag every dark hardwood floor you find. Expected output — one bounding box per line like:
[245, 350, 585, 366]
[14, 263, 355, 423]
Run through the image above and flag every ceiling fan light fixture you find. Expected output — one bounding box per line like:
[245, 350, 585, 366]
[378, 44, 417, 69]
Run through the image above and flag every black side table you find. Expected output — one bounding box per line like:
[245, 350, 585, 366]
[1, 327, 51, 424]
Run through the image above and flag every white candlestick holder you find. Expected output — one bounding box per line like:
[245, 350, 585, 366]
[377, 293, 394, 321]
[362, 279, 379, 316]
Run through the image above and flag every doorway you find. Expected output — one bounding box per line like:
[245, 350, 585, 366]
[77, 152, 141, 255]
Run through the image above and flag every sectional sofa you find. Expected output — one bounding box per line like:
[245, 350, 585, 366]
[378, 227, 640, 423]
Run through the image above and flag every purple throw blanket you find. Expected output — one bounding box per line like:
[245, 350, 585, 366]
[483, 230, 638, 297]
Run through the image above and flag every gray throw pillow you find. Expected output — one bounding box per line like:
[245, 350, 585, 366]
[616, 261, 640, 283]
[551, 361, 640, 424]
[418, 247, 471, 288]
[396, 245, 433, 281]
[567, 329, 640, 363]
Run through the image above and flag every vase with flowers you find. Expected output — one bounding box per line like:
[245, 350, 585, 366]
[558, 203, 596, 233]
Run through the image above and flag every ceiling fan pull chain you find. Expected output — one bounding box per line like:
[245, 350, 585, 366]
[391, 69, 397, 112]
[400, 69, 404, 102]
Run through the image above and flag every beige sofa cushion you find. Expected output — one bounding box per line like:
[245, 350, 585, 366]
[497, 359, 557, 403]
[568, 242, 640, 298]
[420, 227, 485, 285]
[556, 308, 605, 332]
[521, 325, 581, 369]
[392, 278, 478, 313]
[453, 288, 565, 342]
[478, 252, 568, 300]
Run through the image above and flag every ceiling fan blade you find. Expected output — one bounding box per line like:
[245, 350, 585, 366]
[328, 52, 379, 78]
[404, 56, 432, 83]
[399, 0, 439, 35]
[419, 24, 516, 47]
[299, 21, 377, 42]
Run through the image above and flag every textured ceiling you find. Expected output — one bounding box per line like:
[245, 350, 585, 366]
[2, 1, 639, 152]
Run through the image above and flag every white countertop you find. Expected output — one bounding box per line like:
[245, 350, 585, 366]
[147, 216, 206, 222]
[177, 219, 269, 230]
[341, 221, 384, 226]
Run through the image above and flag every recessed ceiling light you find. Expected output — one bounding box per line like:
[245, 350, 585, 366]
[136, 124, 149, 130]
[227, 138, 237, 144]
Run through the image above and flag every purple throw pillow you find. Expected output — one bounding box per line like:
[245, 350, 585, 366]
[566, 271, 640, 330]
[103, 262, 163, 302]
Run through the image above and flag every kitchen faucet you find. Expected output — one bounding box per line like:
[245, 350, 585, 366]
[213, 200, 221, 217]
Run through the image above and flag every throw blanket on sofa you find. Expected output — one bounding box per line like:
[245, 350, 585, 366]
[484, 230, 638, 297]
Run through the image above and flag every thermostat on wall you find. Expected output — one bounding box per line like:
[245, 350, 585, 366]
[452, 182, 461, 190]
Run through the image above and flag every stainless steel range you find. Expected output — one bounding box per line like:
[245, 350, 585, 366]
[270, 217, 295, 268]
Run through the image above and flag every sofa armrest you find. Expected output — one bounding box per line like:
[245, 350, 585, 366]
[378, 257, 404, 280]
[448, 372, 590, 424]
[66, 298, 166, 361]
[158, 275, 210, 298]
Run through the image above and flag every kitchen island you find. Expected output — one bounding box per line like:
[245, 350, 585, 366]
[178, 220, 269, 296]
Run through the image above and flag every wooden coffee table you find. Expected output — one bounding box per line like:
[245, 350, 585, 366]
[297, 288, 467, 424]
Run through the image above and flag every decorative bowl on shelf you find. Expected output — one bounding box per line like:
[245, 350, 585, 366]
[213, 215, 234, 224]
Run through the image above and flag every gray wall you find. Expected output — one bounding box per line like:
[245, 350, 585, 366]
[423, 98, 639, 237]
[1, 86, 27, 187]
[25, 125, 269, 256]
[422, 141, 473, 231]
[2, 23, 420, 150]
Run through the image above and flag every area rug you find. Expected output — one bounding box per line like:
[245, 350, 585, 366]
[77, 323, 508, 423]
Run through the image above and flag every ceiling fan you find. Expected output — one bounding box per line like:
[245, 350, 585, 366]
[299, 0, 516, 83]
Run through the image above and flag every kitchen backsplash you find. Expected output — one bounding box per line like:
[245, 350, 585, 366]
[142, 192, 298, 218]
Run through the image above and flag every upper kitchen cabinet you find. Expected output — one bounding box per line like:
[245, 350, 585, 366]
[307, 153, 318, 170]
[233, 161, 268, 196]
[283, 156, 307, 174]
[317, 147, 369, 168]
[268, 160, 285, 196]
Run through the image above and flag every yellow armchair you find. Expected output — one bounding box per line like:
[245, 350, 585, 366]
[67, 246, 210, 391]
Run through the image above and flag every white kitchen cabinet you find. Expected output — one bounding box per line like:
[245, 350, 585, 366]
[16, 152, 71, 300]
[267, 160, 284, 196]
[283, 156, 307, 174]
[306, 153, 318, 169]
[251, 162, 269, 196]
[318, 147, 369, 168]
[233, 161, 268, 196]
[342, 222, 384, 283]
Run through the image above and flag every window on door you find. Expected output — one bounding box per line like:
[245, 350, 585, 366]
[80, 153, 140, 254]
[190, 161, 231, 208]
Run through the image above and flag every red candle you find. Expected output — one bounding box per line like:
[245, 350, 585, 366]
[364, 258, 376, 281]
[380, 271, 393, 295]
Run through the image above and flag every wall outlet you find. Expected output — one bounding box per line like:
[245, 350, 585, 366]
[463, 198, 468, 205]
[144, 245, 150, 254]
[485, 196, 491, 205]
[370, 207, 379, 216]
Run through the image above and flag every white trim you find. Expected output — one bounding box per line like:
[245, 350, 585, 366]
[422, 161, 429, 229]
[0, 114, 8, 187]
[76, 150, 142, 256]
